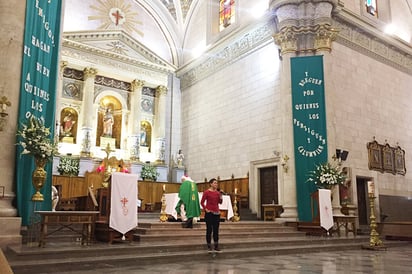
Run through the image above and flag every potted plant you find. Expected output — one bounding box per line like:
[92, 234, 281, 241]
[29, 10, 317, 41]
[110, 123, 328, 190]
[57, 155, 80, 176]
[141, 163, 159, 181]
[16, 116, 57, 201]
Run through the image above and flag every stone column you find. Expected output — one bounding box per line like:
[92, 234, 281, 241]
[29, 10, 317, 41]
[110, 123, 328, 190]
[270, 0, 340, 219]
[55, 60, 67, 141]
[79, 67, 97, 157]
[128, 79, 144, 161]
[154, 85, 167, 164]
[0, 0, 25, 248]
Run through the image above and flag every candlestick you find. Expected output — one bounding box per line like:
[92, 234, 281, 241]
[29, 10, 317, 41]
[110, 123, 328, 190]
[367, 181, 374, 195]
[234, 188, 237, 195]
[163, 184, 166, 192]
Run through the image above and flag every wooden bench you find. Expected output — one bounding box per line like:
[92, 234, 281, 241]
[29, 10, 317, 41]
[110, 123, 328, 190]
[36, 211, 99, 247]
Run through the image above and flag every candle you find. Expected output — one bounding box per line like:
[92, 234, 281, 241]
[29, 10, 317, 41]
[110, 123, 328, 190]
[163, 184, 166, 191]
[234, 188, 237, 194]
[367, 181, 374, 194]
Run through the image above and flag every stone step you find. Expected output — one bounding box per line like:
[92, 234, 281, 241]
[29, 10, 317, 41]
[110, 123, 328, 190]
[7, 238, 406, 274]
[7, 220, 401, 273]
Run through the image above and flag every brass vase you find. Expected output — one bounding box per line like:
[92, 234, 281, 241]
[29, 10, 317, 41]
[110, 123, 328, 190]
[32, 157, 48, 202]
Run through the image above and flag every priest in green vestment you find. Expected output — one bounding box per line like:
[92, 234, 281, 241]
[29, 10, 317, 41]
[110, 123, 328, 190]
[175, 175, 201, 228]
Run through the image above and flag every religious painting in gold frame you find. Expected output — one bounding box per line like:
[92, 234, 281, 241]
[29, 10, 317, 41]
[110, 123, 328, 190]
[394, 146, 406, 175]
[382, 143, 395, 174]
[367, 140, 382, 172]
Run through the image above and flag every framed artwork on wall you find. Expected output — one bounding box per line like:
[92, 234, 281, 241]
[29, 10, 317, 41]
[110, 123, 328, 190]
[394, 146, 406, 175]
[382, 144, 395, 174]
[367, 140, 383, 172]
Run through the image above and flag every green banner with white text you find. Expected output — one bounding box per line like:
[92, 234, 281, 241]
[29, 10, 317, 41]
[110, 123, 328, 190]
[15, 0, 62, 226]
[291, 56, 328, 222]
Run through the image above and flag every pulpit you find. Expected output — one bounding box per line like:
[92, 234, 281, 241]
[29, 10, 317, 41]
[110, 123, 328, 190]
[95, 187, 135, 244]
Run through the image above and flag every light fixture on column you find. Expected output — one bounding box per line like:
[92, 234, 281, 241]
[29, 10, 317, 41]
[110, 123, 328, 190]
[333, 149, 349, 165]
[0, 96, 11, 131]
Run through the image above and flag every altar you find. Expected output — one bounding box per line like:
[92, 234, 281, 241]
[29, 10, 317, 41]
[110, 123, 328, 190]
[165, 193, 234, 220]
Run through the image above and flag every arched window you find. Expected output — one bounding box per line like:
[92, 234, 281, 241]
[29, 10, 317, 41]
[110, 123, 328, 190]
[365, 0, 378, 16]
[219, 0, 235, 31]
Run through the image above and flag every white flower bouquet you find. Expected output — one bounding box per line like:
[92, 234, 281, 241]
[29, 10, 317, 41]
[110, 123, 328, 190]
[307, 162, 346, 189]
[16, 116, 56, 161]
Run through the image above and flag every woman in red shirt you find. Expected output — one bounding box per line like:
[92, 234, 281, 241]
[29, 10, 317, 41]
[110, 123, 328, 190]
[200, 178, 223, 252]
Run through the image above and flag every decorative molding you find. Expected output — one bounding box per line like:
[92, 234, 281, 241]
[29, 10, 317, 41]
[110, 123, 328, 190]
[178, 23, 273, 89]
[333, 7, 412, 76]
[61, 42, 169, 86]
[95, 75, 131, 91]
[62, 30, 173, 69]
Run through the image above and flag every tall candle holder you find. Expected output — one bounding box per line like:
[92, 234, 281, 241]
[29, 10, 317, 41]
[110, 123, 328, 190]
[232, 193, 240, 222]
[159, 189, 168, 222]
[362, 193, 385, 250]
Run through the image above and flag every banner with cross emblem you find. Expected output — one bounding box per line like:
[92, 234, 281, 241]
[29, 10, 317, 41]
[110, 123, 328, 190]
[110, 172, 138, 235]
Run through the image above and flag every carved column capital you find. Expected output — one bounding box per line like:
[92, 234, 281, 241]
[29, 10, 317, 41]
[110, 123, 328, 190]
[314, 24, 339, 52]
[273, 27, 298, 55]
[83, 67, 98, 80]
[270, 0, 340, 55]
[156, 85, 168, 96]
[131, 79, 145, 91]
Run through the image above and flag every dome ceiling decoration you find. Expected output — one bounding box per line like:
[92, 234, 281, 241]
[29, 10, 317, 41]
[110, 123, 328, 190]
[88, 0, 144, 37]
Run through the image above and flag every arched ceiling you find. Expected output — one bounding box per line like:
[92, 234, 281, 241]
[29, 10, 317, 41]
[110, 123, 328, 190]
[63, 0, 201, 68]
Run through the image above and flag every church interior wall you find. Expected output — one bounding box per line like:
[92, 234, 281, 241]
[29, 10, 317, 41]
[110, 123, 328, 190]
[327, 41, 412, 200]
[180, 42, 281, 182]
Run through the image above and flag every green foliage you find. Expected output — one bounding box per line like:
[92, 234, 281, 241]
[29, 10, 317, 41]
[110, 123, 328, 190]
[57, 156, 80, 176]
[141, 163, 159, 181]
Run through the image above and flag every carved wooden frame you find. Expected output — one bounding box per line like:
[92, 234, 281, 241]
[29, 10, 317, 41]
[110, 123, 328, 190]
[394, 146, 406, 175]
[367, 140, 383, 172]
[382, 144, 395, 174]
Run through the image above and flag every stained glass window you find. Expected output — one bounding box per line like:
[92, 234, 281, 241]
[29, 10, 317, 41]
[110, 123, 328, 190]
[219, 0, 235, 31]
[365, 0, 377, 16]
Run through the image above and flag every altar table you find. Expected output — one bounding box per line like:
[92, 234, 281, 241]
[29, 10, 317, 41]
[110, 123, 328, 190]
[36, 211, 99, 247]
[165, 193, 234, 220]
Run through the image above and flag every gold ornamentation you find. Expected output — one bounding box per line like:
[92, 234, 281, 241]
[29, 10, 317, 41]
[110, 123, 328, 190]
[32, 157, 48, 201]
[232, 193, 240, 222]
[159, 189, 168, 222]
[363, 193, 385, 249]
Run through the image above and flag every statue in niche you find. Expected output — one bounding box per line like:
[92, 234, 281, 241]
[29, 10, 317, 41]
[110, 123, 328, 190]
[61, 112, 75, 137]
[102, 108, 114, 137]
[140, 124, 148, 146]
[175, 149, 184, 168]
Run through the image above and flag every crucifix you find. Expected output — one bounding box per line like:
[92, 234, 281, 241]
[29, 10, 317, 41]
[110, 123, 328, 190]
[102, 143, 115, 160]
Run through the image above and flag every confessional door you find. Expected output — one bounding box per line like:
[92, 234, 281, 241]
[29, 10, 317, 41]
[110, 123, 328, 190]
[259, 166, 278, 219]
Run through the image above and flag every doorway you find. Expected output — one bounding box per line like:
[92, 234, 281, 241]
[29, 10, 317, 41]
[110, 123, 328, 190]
[259, 166, 278, 219]
[356, 177, 371, 229]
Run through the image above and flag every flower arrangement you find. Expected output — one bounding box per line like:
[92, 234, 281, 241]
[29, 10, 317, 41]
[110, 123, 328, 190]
[16, 116, 56, 161]
[307, 162, 346, 189]
[141, 163, 159, 181]
[57, 155, 80, 176]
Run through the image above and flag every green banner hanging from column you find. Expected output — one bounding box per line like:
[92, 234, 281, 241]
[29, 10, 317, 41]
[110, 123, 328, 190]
[15, 0, 62, 226]
[291, 56, 328, 222]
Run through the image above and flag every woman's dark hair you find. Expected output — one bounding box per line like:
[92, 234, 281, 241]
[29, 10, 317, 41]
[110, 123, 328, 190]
[208, 178, 217, 184]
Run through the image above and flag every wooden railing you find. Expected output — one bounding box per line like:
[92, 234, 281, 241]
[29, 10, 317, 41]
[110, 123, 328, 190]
[52, 173, 249, 211]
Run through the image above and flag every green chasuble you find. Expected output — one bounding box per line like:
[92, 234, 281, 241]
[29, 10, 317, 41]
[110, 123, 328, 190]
[175, 179, 201, 218]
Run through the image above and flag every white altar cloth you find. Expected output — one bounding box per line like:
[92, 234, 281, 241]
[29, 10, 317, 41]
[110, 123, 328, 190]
[165, 192, 234, 220]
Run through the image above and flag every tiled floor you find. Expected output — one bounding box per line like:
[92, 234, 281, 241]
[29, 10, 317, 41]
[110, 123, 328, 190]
[58, 244, 412, 273]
